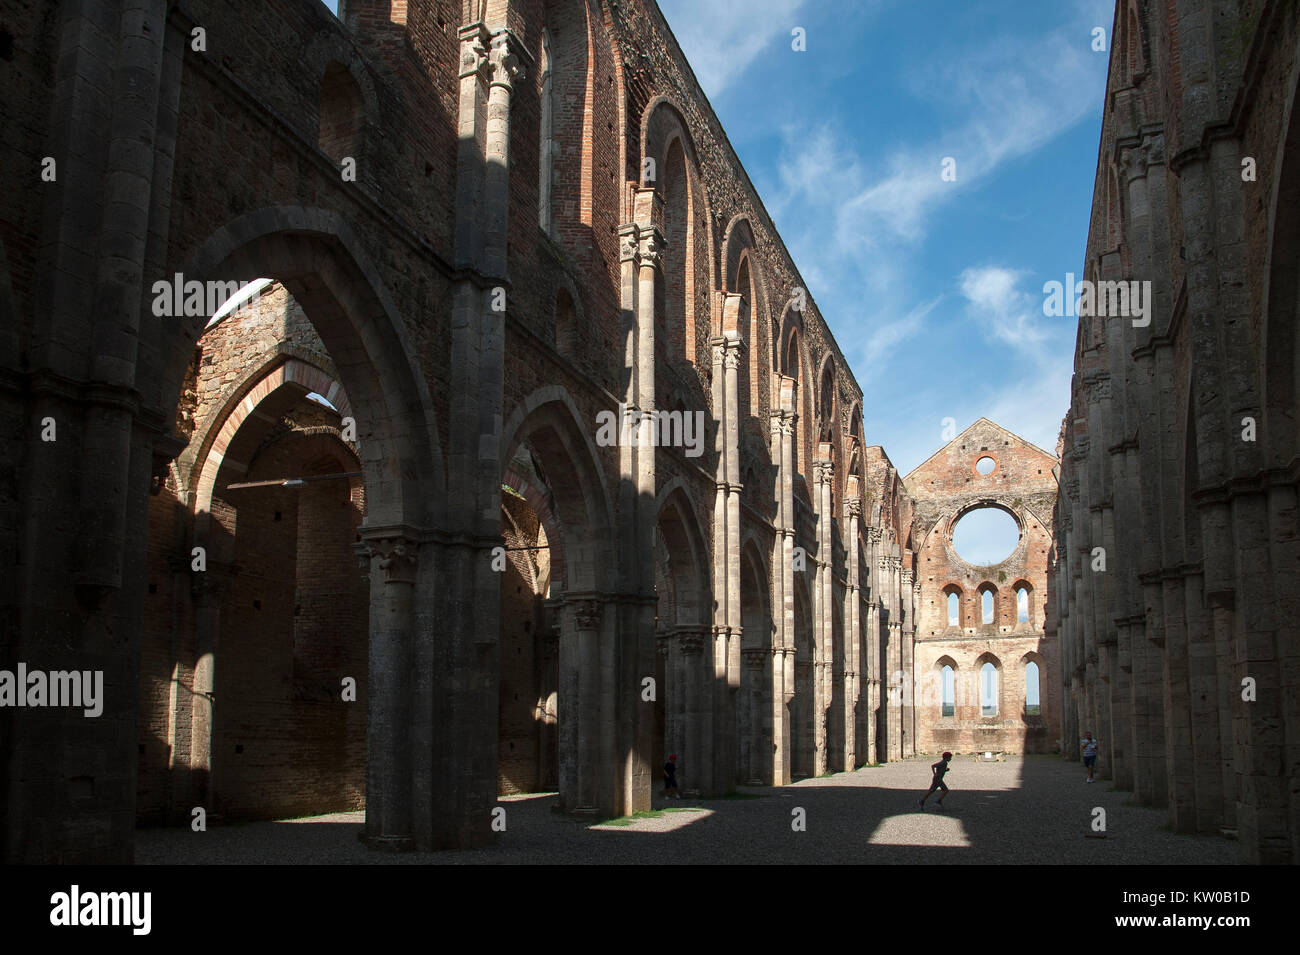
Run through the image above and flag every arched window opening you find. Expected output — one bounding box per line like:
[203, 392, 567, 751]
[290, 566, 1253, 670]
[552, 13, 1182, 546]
[658, 138, 690, 366]
[941, 665, 955, 717]
[318, 62, 363, 164]
[538, 29, 554, 235]
[1016, 585, 1029, 623]
[981, 662, 998, 716]
[981, 588, 994, 625]
[819, 363, 835, 443]
[1025, 661, 1041, 716]
[737, 257, 753, 421]
[786, 330, 801, 475]
[947, 591, 959, 626]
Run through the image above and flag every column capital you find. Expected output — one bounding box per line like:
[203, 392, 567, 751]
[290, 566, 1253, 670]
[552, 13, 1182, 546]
[618, 224, 640, 264]
[488, 29, 525, 90]
[364, 536, 419, 584]
[569, 597, 603, 631]
[458, 23, 491, 80]
[638, 229, 665, 270]
[678, 630, 707, 655]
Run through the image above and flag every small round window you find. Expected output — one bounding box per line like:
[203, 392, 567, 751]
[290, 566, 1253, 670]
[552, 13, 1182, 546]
[975, 456, 996, 475]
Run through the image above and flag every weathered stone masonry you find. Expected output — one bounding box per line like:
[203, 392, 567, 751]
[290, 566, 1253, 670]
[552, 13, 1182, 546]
[0, 0, 913, 861]
[1050, 0, 1300, 864]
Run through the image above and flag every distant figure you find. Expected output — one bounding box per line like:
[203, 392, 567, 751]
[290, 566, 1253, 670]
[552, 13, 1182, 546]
[918, 752, 952, 811]
[1081, 732, 1100, 783]
[664, 753, 680, 798]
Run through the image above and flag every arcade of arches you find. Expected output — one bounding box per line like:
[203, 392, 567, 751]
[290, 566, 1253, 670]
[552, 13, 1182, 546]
[0, 0, 1296, 866]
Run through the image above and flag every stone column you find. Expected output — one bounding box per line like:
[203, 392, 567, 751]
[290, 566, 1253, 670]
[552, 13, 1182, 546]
[440, 20, 525, 850]
[362, 534, 418, 849]
[679, 629, 708, 795]
[538, 620, 561, 792]
[902, 566, 916, 758]
[178, 566, 232, 818]
[558, 596, 603, 812]
[866, 527, 882, 764]
[812, 446, 833, 777]
[770, 378, 797, 784]
[741, 648, 770, 783]
[842, 486, 862, 770]
[710, 317, 745, 792]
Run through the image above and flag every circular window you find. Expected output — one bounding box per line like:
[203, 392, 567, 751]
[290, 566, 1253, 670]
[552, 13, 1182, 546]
[951, 506, 1020, 565]
[975, 456, 996, 475]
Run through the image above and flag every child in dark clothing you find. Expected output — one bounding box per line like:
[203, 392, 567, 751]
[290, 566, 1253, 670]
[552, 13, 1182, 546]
[664, 753, 680, 798]
[918, 752, 952, 811]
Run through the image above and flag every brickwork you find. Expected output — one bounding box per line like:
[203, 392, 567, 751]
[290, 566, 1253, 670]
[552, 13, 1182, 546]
[1051, 0, 1300, 863]
[19, 0, 1292, 867]
[905, 419, 1060, 755]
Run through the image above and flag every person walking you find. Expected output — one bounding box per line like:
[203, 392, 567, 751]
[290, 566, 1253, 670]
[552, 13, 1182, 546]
[664, 753, 680, 799]
[1081, 732, 1100, 783]
[918, 752, 952, 811]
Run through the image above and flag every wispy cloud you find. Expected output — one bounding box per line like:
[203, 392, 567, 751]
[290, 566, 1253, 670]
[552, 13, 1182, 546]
[659, 0, 809, 98]
[959, 266, 1048, 350]
[960, 266, 1073, 456]
[863, 295, 942, 366]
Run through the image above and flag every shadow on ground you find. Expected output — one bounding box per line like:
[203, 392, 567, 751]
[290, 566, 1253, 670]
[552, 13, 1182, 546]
[134, 756, 1238, 865]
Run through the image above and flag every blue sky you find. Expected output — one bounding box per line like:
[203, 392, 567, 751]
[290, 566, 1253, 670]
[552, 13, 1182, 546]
[319, 0, 1110, 477]
[657, 0, 1113, 475]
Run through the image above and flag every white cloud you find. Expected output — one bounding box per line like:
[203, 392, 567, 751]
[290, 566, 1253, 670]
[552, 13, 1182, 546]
[958, 266, 1048, 350]
[659, 0, 809, 98]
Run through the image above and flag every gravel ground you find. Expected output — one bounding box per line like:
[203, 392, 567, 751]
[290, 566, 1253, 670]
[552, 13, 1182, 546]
[134, 755, 1239, 865]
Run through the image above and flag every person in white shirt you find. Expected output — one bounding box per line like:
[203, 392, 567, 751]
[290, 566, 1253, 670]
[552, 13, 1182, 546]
[1080, 732, 1100, 782]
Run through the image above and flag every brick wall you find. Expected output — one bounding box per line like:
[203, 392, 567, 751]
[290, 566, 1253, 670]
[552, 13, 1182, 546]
[905, 418, 1061, 754]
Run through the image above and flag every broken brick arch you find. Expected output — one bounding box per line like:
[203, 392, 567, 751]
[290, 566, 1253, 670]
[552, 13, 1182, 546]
[502, 463, 565, 590]
[162, 205, 446, 528]
[721, 214, 771, 416]
[498, 386, 626, 813]
[191, 357, 356, 515]
[653, 480, 714, 793]
[499, 385, 617, 586]
[641, 96, 715, 369]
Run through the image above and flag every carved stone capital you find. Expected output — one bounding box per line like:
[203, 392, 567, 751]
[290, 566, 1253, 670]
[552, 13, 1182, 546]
[619, 226, 640, 264]
[572, 598, 602, 631]
[458, 24, 490, 80]
[678, 631, 706, 656]
[488, 31, 524, 90]
[365, 537, 418, 585]
[1142, 131, 1165, 169]
[638, 230, 664, 270]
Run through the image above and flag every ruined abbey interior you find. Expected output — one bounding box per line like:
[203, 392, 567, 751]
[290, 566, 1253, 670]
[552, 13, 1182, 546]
[0, 0, 1296, 866]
